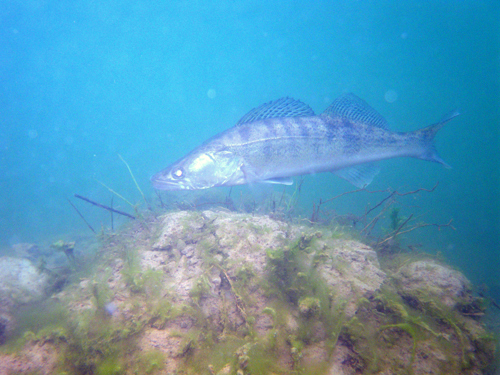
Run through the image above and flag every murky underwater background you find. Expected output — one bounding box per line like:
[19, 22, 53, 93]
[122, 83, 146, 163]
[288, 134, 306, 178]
[0, 0, 498, 306]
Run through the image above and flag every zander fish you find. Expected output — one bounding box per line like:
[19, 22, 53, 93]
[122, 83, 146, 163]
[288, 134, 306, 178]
[151, 93, 458, 190]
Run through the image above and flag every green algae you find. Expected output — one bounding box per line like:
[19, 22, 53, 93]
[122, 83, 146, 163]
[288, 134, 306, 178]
[189, 274, 212, 304]
[133, 350, 165, 374]
[2, 209, 496, 375]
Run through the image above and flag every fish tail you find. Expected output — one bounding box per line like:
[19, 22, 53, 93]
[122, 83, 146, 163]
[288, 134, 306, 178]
[413, 110, 460, 168]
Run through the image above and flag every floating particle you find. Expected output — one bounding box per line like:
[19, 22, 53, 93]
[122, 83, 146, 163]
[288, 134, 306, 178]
[384, 90, 398, 103]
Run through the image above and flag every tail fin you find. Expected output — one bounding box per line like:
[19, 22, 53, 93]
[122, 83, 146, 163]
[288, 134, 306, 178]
[414, 110, 460, 169]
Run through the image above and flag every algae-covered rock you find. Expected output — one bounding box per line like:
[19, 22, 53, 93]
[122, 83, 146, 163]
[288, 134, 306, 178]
[395, 260, 472, 309]
[316, 238, 386, 317]
[0, 341, 58, 375]
[0, 256, 52, 343]
[0, 257, 49, 305]
[0, 209, 495, 375]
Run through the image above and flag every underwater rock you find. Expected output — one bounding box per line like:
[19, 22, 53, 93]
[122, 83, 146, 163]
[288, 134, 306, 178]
[0, 256, 49, 305]
[0, 310, 13, 345]
[0, 341, 58, 375]
[395, 260, 471, 309]
[10, 243, 41, 261]
[0, 209, 495, 374]
[316, 239, 386, 317]
[0, 257, 50, 341]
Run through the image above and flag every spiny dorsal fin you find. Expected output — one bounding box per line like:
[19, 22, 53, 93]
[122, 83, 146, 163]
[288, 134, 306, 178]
[237, 97, 315, 125]
[322, 93, 389, 130]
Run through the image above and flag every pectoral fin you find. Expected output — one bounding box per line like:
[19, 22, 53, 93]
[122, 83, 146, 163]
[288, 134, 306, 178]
[259, 177, 294, 185]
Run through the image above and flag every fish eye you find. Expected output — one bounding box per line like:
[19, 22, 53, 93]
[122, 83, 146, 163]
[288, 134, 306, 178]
[172, 168, 184, 179]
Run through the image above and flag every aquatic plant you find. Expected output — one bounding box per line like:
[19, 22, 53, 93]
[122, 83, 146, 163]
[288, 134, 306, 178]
[189, 274, 212, 304]
[51, 240, 76, 265]
[389, 207, 405, 232]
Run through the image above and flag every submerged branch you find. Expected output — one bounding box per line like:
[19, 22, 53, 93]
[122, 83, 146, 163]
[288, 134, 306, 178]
[377, 218, 455, 246]
[393, 182, 439, 196]
[66, 198, 96, 234]
[310, 181, 454, 246]
[74, 194, 136, 220]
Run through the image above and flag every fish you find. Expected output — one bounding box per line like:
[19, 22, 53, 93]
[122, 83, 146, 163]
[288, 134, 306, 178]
[151, 93, 458, 190]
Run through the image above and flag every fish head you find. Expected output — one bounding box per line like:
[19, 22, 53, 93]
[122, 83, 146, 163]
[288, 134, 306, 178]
[151, 147, 244, 190]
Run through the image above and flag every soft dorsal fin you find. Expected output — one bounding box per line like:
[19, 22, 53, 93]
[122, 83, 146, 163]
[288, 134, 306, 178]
[237, 97, 315, 125]
[322, 93, 389, 129]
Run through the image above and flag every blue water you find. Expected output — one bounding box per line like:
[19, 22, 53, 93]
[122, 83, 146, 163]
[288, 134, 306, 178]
[0, 0, 498, 298]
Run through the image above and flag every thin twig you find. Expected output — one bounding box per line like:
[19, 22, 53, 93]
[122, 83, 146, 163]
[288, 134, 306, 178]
[377, 219, 454, 246]
[365, 192, 396, 217]
[319, 186, 368, 206]
[110, 196, 114, 231]
[311, 186, 391, 222]
[361, 208, 386, 236]
[392, 213, 414, 237]
[74, 194, 136, 219]
[66, 198, 96, 234]
[393, 182, 439, 196]
[396, 219, 455, 236]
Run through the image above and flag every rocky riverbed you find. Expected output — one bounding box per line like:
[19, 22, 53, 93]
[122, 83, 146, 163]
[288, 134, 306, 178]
[0, 209, 496, 374]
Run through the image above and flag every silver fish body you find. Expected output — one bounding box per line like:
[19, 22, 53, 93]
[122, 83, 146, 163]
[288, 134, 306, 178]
[151, 94, 458, 190]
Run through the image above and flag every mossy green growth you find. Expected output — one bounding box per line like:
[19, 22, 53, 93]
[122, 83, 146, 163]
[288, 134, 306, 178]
[264, 232, 324, 304]
[370, 285, 496, 374]
[298, 297, 321, 318]
[1, 299, 69, 353]
[121, 247, 163, 296]
[121, 247, 143, 292]
[262, 307, 277, 325]
[264, 231, 348, 362]
[6, 294, 158, 375]
[91, 268, 114, 313]
[184, 335, 242, 374]
[239, 342, 283, 374]
[235, 263, 255, 285]
[133, 350, 165, 374]
[328, 224, 357, 240]
[245, 221, 270, 235]
[189, 274, 212, 304]
[95, 356, 123, 375]
[149, 299, 173, 330]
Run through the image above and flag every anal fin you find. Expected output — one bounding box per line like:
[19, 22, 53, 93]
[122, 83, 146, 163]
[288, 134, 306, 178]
[332, 163, 380, 188]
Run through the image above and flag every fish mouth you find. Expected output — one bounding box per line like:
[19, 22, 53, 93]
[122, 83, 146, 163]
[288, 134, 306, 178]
[150, 173, 181, 190]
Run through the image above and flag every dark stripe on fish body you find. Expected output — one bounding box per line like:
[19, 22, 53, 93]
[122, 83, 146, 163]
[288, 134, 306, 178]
[261, 120, 273, 139]
[300, 119, 311, 138]
[341, 126, 362, 154]
[262, 143, 273, 158]
[237, 125, 251, 143]
[283, 119, 294, 137]
[385, 135, 398, 146]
